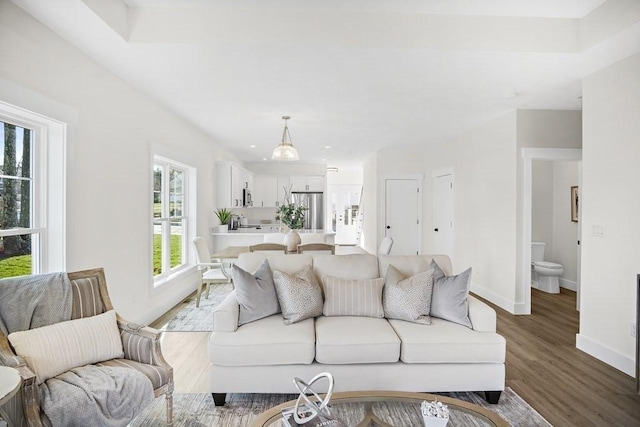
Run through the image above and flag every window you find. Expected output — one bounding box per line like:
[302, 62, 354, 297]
[0, 101, 65, 278]
[0, 121, 35, 277]
[153, 156, 192, 282]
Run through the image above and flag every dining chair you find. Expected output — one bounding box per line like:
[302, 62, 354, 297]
[296, 243, 336, 254]
[192, 237, 232, 308]
[378, 236, 394, 255]
[248, 243, 288, 254]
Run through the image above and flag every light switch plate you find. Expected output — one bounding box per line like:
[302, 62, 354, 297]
[592, 225, 605, 237]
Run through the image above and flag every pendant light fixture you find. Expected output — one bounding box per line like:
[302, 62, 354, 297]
[271, 115, 299, 161]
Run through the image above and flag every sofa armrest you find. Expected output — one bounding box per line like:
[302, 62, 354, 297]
[468, 296, 497, 332]
[213, 291, 239, 332]
[117, 319, 172, 371]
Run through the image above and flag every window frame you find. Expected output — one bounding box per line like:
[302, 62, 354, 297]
[0, 100, 66, 274]
[152, 154, 195, 287]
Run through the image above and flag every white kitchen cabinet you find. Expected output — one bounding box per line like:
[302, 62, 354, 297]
[253, 175, 278, 207]
[290, 175, 325, 192]
[216, 162, 254, 208]
[253, 175, 290, 207]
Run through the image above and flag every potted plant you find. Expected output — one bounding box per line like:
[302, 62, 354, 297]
[215, 208, 232, 233]
[276, 187, 307, 251]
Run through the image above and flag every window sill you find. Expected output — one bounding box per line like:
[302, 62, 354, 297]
[153, 265, 197, 290]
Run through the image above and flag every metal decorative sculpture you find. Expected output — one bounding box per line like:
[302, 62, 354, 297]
[292, 372, 335, 424]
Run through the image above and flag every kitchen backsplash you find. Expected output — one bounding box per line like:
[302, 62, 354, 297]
[230, 207, 278, 224]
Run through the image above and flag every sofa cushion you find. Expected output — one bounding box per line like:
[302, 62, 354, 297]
[237, 253, 313, 276]
[430, 260, 473, 329]
[273, 266, 323, 325]
[233, 260, 280, 326]
[313, 254, 379, 283]
[315, 316, 400, 364]
[209, 315, 315, 366]
[383, 265, 434, 324]
[322, 276, 384, 318]
[8, 310, 124, 384]
[378, 255, 452, 279]
[388, 318, 506, 364]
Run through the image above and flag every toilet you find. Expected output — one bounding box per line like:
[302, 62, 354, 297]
[531, 242, 564, 294]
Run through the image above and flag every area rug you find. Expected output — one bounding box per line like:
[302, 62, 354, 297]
[159, 283, 233, 332]
[130, 387, 551, 426]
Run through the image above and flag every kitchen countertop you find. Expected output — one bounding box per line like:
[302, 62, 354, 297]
[212, 228, 335, 236]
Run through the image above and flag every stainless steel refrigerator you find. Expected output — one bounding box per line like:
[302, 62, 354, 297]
[292, 192, 324, 230]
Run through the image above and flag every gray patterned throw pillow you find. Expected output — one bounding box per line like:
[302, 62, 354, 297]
[273, 266, 323, 325]
[383, 265, 434, 324]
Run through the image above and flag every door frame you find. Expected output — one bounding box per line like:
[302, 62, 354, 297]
[521, 148, 582, 315]
[381, 174, 423, 254]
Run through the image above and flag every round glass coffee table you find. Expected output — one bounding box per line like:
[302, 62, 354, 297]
[251, 390, 508, 427]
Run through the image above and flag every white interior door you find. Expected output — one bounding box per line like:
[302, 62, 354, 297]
[433, 173, 454, 257]
[385, 179, 420, 255]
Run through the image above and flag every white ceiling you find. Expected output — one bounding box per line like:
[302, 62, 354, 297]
[11, 0, 640, 166]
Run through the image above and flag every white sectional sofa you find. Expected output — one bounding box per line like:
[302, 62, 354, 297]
[208, 253, 506, 406]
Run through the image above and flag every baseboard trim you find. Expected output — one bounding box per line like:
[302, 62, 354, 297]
[560, 278, 577, 292]
[576, 333, 636, 377]
[470, 283, 517, 315]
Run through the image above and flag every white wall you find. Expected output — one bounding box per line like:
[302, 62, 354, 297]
[326, 168, 363, 186]
[360, 153, 378, 254]
[551, 161, 579, 289]
[532, 161, 554, 252]
[423, 112, 518, 309]
[0, 1, 235, 324]
[579, 52, 640, 376]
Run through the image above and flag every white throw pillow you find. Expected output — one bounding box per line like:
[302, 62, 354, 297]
[8, 310, 124, 384]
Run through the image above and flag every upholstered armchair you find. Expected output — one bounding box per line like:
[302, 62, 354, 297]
[0, 268, 173, 426]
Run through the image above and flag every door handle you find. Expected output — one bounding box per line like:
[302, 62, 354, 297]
[434, 228, 439, 232]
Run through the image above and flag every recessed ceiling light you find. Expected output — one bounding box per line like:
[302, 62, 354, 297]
[250, 144, 256, 148]
[262, 157, 267, 161]
[325, 145, 331, 149]
[322, 158, 326, 161]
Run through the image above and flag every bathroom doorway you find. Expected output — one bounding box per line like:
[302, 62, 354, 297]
[531, 160, 580, 293]
[522, 148, 582, 314]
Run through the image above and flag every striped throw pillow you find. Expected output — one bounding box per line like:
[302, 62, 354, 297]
[321, 276, 385, 318]
[8, 310, 124, 384]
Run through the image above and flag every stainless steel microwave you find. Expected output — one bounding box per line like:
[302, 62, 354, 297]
[242, 188, 252, 207]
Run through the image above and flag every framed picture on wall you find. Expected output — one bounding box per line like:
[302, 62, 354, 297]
[571, 186, 579, 222]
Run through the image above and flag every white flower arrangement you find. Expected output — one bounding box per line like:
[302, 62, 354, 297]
[421, 399, 450, 427]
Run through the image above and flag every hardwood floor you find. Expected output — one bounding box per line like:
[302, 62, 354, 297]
[485, 288, 640, 427]
[153, 288, 640, 426]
